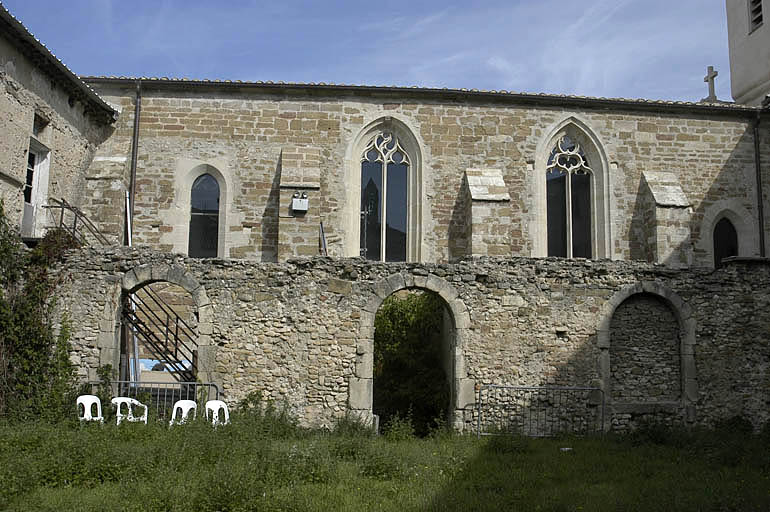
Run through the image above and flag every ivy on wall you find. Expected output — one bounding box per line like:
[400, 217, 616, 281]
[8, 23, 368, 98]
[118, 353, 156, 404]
[0, 202, 77, 420]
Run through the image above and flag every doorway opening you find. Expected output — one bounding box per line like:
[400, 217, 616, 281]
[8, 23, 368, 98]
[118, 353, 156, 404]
[373, 289, 452, 436]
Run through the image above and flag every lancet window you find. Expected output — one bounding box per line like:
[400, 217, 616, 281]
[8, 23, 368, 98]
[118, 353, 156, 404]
[360, 132, 409, 262]
[546, 135, 592, 258]
[713, 217, 738, 268]
[189, 173, 220, 258]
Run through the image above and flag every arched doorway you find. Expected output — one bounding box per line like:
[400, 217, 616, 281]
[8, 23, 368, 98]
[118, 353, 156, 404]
[349, 273, 474, 432]
[373, 289, 452, 436]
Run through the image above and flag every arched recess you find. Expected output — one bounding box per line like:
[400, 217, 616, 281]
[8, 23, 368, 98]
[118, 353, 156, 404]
[532, 115, 611, 259]
[348, 273, 473, 430]
[596, 281, 697, 427]
[173, 162, 229, 258]
[343, 115, 424, 261]
[117, 263, 215, 383]
[696, 199, 758, 267]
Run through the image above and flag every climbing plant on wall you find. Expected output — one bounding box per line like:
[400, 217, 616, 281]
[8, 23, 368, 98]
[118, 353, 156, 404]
[373, 290, 450, 436]
[0, 202, 78, 420]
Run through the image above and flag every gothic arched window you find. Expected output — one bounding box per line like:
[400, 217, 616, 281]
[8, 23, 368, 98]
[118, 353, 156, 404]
[713, 217, 738, 268]
[546, 136, 592, 258]
[360, 132, 409, 262]
[189, 173, 220, 258]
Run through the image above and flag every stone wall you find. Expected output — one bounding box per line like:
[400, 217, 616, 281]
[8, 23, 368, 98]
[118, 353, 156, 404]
[0, 34, 113, 236]
[55, 246, 770, 432]
[84, 80, 768, 267]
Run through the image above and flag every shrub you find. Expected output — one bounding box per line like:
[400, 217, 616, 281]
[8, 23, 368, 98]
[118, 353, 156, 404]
[0, 202, 78, 420]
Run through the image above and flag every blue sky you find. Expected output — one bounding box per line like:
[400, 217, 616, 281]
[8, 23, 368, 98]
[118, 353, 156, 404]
[3, 0, 732, 102]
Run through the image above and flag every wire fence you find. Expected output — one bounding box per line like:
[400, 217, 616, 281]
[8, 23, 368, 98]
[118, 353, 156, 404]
[476, 385, 605, 437]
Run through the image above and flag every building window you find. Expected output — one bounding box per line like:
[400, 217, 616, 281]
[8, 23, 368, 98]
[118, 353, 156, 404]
[546, 136, 592, 258]
[750, 0, 763, 32]
[24, 151, 36, 204]
[188, 174, 219, 258]
[713, 217, 738, 268]
[360, 132, 409, 262]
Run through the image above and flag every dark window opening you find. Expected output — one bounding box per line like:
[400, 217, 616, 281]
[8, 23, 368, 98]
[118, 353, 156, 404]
[713, 217, 738, 268]
[24, 152, 36, 204]
[750, 0, 763, 32]
[546, 136, 593, 258]
[360, 132, 410, 262]
[189, 174, 220, 258]
[571, 172, 592, 258]
[546, 171, 567, 257]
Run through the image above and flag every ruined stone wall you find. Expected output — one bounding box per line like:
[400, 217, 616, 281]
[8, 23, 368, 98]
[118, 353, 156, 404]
[0, 35, 113, 235]
[55, 247, 770, 432]
[85, 81, 765, 266]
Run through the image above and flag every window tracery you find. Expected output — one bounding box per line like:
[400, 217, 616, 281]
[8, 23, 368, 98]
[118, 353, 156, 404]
[360, 132, 410, 262]
[546, 135, 593, 258]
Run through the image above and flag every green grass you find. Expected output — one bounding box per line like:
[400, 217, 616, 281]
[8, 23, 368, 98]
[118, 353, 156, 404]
[1, 413, 769, 512]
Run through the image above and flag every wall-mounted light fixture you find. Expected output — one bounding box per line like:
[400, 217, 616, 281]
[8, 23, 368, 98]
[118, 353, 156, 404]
[291, 191, 309, 213]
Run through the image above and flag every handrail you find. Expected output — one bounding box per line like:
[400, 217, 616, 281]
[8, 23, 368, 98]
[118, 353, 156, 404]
[43, 197, 110, 246]
[138, 286, 198, 342]
[129, 293, 198, 358]
[122, 312, 192, 379]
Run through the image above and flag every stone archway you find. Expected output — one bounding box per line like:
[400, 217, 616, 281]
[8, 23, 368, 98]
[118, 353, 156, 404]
[348, 272, 474, 430]
[596, 281, 697, 429]
[117, 263, 215, 383]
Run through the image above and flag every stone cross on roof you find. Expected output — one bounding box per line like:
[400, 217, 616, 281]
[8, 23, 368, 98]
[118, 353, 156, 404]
[703, 66, 718, 102]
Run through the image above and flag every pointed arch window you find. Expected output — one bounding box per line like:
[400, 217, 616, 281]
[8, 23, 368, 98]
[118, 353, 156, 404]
[713, 217, 738, 268]
[189, 174, 220, 258]
[546, 136, 592, 258]
[360, 132, 409, 262]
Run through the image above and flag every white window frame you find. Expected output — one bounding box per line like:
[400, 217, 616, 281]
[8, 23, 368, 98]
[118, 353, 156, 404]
[21, 138, 50, 238]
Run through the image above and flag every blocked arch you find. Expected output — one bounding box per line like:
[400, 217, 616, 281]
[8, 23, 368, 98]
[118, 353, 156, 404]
[119, 263, 214, 380]
[343, 115, 424, 261]
[697, 200, 758, 266]
[532, 115, 612, 258]
[596, 282, 697, 419]
[350, 273, 472, 428]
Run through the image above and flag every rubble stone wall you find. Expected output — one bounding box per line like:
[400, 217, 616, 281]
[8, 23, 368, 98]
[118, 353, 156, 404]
[55, 247, 770, 432]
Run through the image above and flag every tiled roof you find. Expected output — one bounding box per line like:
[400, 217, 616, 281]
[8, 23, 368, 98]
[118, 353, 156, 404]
[81, 76, 762, 115]
[0, 3, 117, 121]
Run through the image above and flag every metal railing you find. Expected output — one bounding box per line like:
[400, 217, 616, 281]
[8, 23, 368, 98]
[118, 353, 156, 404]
[43, 197, 110, 246]
[88, 380, 220, 421]
[476, 385, 605, 438]
[123, 286, 199, 381]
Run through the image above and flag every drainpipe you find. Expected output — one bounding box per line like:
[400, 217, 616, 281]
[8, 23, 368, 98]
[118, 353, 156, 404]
[126, 80, 142, 382]
[127, 79, 142, 245]
[753, 108, 765, 257]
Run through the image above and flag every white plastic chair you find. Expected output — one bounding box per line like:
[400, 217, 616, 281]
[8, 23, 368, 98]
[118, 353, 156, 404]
[169, 399, 197, 426]
[111, 397, 148, 425]
[205, 400, 230, 426]
[76, 395, 104, 423]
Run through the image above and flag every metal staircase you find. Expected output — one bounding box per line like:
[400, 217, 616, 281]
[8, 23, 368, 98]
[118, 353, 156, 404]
[122, 287, 198, 382]
[46, 197, 197, 382]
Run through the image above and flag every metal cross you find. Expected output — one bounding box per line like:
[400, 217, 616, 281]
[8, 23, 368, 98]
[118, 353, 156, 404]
[703, 66, 718, 102]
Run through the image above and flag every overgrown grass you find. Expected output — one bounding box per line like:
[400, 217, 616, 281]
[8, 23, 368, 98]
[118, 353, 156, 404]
[1, 412, 769, 511]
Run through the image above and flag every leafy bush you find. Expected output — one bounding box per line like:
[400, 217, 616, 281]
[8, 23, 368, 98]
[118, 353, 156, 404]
[373, 291, 450, 437]
[0, 203, 79, 420]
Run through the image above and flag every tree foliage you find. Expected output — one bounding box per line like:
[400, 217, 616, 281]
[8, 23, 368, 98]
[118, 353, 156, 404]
[373, 290, 450, 436]
[0, 202, 78, 420]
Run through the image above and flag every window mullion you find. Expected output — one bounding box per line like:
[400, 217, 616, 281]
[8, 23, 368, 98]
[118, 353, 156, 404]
[381, 162, 387, 261]
[566, 171, 573, 259]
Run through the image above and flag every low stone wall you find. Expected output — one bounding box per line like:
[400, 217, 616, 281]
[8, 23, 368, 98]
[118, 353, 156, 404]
[55, 247, 770, 432]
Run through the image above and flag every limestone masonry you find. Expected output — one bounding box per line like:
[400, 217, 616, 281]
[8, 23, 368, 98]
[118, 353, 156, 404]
[2, 2, 770, 432]
[57, 247, 770, 432]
